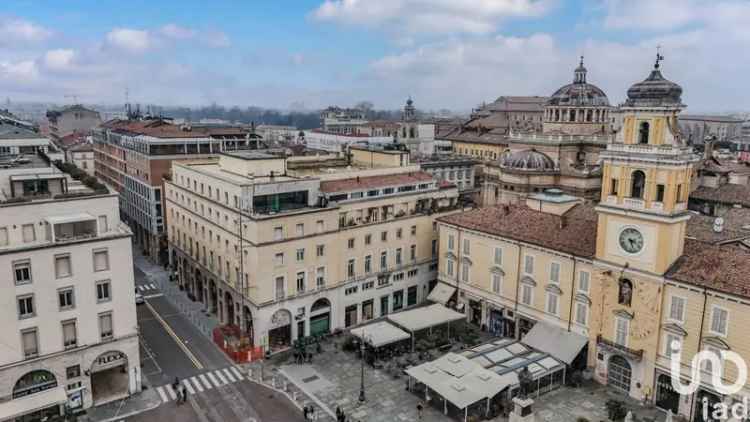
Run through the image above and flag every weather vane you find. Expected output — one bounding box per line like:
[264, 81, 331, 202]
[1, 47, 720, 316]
[655, 45, 664, 69]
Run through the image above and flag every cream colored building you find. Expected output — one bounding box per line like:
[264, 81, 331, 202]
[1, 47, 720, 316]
[0, 155, 139, 421]
[437, 58, 750, 420]
[165, 147, 460, 352]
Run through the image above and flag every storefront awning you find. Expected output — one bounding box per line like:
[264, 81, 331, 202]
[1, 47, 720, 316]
[426, 283, 456, 305]
[521, 322, 587, 365]
[387, 303, 465, 333]
[350, 321, 410, 348]
[0, 386, 66, 420]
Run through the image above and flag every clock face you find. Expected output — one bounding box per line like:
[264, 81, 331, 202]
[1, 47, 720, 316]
[619, 228, 644, 254]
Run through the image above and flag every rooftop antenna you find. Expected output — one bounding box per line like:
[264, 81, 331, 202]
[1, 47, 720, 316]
[655, 45, 664, 69]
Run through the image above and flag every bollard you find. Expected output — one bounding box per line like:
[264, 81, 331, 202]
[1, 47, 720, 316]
[272, 376, 276, 388]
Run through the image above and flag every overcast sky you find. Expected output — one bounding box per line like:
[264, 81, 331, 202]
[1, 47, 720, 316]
[1, 0, 748, 112]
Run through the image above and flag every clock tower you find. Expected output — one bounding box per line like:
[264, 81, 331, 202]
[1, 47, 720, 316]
[595, 54, 698, 275]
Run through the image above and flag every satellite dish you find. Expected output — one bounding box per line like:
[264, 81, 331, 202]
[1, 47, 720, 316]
[713, 217, 725, 233]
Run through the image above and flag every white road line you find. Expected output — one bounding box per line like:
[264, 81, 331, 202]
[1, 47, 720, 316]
[207, 371, 222, 387]
[182, 379, 196, 395]
[156, 386, 169, 403]
[199, 374, 213, 390]
[223, 368, 237, 383]
[189, 377, 204, 393]
[165, 384, 178, 400]
[214, 370, 228, 385]
[231, 366, 244, 379]
[149, 283, 156, 289]
[138, 285, 146, 292]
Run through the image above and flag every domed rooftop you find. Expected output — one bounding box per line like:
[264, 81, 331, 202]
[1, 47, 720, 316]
[500, 149, 557, 172]
[625, 53, 682, 107]
[547, 57, 609, 107]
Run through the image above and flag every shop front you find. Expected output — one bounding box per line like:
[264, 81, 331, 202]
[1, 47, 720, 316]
[517, 315, 536, 338]
[309, 298, 331, 337]
[468, 299, 482, 327]
[268, 309, 292, 352]
[7, 370, 67, 422]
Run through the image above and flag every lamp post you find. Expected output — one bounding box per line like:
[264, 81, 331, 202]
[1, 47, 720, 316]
[358, 333, 367, 403]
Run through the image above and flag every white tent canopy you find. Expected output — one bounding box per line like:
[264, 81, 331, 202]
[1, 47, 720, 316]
[387, 303, 465, 333]
[350, 321, 410, 348]
[426, 283, 456, 305]
[521, 322, 588, 365]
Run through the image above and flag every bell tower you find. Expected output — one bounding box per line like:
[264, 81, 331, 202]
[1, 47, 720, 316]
[595, 53, 699, 275]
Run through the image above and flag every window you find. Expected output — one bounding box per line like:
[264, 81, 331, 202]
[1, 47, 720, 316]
[638, 121, 650, 144]
[396, 228, 403, 239]
[393, 290, 404, 311]
[702, 346, 721, 374]
[58, 288, 74, 310]
[21, 329, 38, 358]
[431, 239, 438, 258]
[295, 223, 304, 236]
[669, 296, 686, 322]
[410, 245, 416, 261]
[365, 234, 372, 245]
[345, 286, 358, 296]
[550, 262, 560, 284]
[546, 293, 559, 315]
[347, 259, 355, 279]
[524, 255, 534, 275]
[610, 179, 618, 196]
[521, 284, 533, 305]
[448, 234, 455, 250]
[98, 215, 108, 233]
[491, 273, 502, 294]
[62, 320, 77, 349]
[407, 286, 418, 306]
[615, 317, 629, 346]
[18, 295, 35, 319]
[446, 259, 454, 276]
[710, 307, 728, 336]
[631, 170, 646, 199]
[296, 248, 305, 261]
[14, 260, 32, 285]
[463, 239, 470, 255]
[96, 280, 111, 302]
[316, 245, 325, 257]
[275, 253, 284, 265]
[575, 302, 588, 326]
[93, 249, 109, 272]
[676, 184, 683, 202]
[364, 255, 372, 274]
[348, 238, 355, 249]
[275, 276, 285, 299]
[381, 231, 387, 242]
[22, 224, 35, 243]
[316, 220, 324, 232]
[380, 251, 388, 270]
[66, 365, 81, 379]
[578, 271, 590, 293]
[99, 313, 113, 340]
[411, 225, 417, 236]
[273, 227, 283, 240]
[656, 184, 665, 202]
[55, 255, 72, 279]
[316, 267, 325, 288]
[296, 272, 306, 293]
[494, 248, 503, 265]
[396, 248, 402, 265]
[664, 333, 681, 359]
[461, 264, 469, 283]
[0, 226, 7, 246]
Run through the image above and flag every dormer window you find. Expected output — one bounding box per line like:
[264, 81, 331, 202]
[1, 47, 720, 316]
[638, 122, 650, 144]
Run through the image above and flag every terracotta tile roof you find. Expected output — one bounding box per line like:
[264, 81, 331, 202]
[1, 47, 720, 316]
[102, 119, 248, 139]
[700, 158, 750, 175]
[686, 208, 750, 245]
[437, 203, 599, 258]
[320, 172, 435, 193]
[666, 239, 750, 298]
[691, 184, 750, 207]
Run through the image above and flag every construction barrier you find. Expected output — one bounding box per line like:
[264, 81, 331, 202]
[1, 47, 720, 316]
[212, 325, 264, 363]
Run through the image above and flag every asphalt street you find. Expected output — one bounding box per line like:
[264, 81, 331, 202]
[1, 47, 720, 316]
[128, 265, 305, 422]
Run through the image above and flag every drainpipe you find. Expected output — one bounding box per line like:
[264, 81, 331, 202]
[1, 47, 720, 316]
[567, 258, 578, 332]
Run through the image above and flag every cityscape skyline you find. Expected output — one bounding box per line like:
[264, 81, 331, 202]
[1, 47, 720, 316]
[1, 0, 749, 112]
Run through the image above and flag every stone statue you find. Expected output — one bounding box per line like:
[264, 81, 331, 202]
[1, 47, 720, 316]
[518, 366, 533, 399]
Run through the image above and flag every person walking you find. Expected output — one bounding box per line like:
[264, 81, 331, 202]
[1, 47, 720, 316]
[181, 384, 188, 403]
[303, 405, 309, 421]
[417, 402, 424, 420]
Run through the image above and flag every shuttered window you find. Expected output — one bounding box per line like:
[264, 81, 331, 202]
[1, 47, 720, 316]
[22, 224, 35, 243]
[22, 329, 38, 358]
[99, 313, 113, 340]
[55, 255, 72, 279]
[93, 249, 109, 272]
[62, 320, 77, 349]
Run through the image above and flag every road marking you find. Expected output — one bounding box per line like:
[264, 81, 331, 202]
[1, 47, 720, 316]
[231, 366, 244, 379]
[144, 301, 204, 370]
[214, 370, 228, 385]
[149, 283, 156, 289]
[156, 386, 168, 403]
[165, 384, 178, 400]
[207, 371, 221, 387]
[223, 368, 237, 383]
[144, 293, 164, 299]
[199, 374, 213, 390]
[182, 379, 196, 395]
[189, 377, 204, 393]
[138, 285, 146, 292]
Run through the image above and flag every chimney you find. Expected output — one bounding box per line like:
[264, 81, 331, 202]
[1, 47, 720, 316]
[559, 215, 567, 229]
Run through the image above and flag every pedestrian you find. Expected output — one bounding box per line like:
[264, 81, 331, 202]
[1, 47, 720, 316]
[336, 406, 342, 422]
[417, 402, 424, 420]
[303, 405, 309, 421]
[181, 384, 188, 403]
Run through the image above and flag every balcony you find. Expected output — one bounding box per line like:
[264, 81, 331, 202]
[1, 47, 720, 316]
[597, 335, 643, 361]
[46, 214, 98, 243]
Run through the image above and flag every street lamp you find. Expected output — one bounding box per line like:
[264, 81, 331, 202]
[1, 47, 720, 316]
[358, 332, 369, 403]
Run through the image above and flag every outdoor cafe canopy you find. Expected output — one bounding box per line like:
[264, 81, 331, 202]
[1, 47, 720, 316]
[350, 321, 411, 348]
[387, 303, 465, 333]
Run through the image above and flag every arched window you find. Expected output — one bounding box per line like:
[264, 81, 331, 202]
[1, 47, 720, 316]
[554, 109, 560, 122]
[631, 170, 646, 199]
[586, 110, 593, 122]
[13, 370, 57, 399]
[638, 122, 650, 144]
[569, 109, 576, 122]
[409, 127, 416, 138]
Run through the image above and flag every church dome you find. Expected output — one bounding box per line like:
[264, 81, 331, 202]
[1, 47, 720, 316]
[625, 54, 682, 106]
[547, 57, 609, 107]
[500, 149, 556, 172]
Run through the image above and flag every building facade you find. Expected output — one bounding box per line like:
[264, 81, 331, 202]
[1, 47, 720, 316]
[164, 148, 460, 352]
[0, 155, 139, 421]
[66, 143, 95, 176]
[679, 115, 744, 144]
[46, 105, 101, 142]
[320, 107, 368, 135]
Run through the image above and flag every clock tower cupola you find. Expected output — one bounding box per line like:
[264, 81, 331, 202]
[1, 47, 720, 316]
[595, 53, 699, 275]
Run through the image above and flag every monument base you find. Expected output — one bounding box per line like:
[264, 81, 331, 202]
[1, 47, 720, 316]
[509, 397, 536, 422]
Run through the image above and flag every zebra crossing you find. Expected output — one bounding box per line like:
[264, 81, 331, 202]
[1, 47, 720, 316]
[136, 283, 158, 292]
[155, 366, 247, 403]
